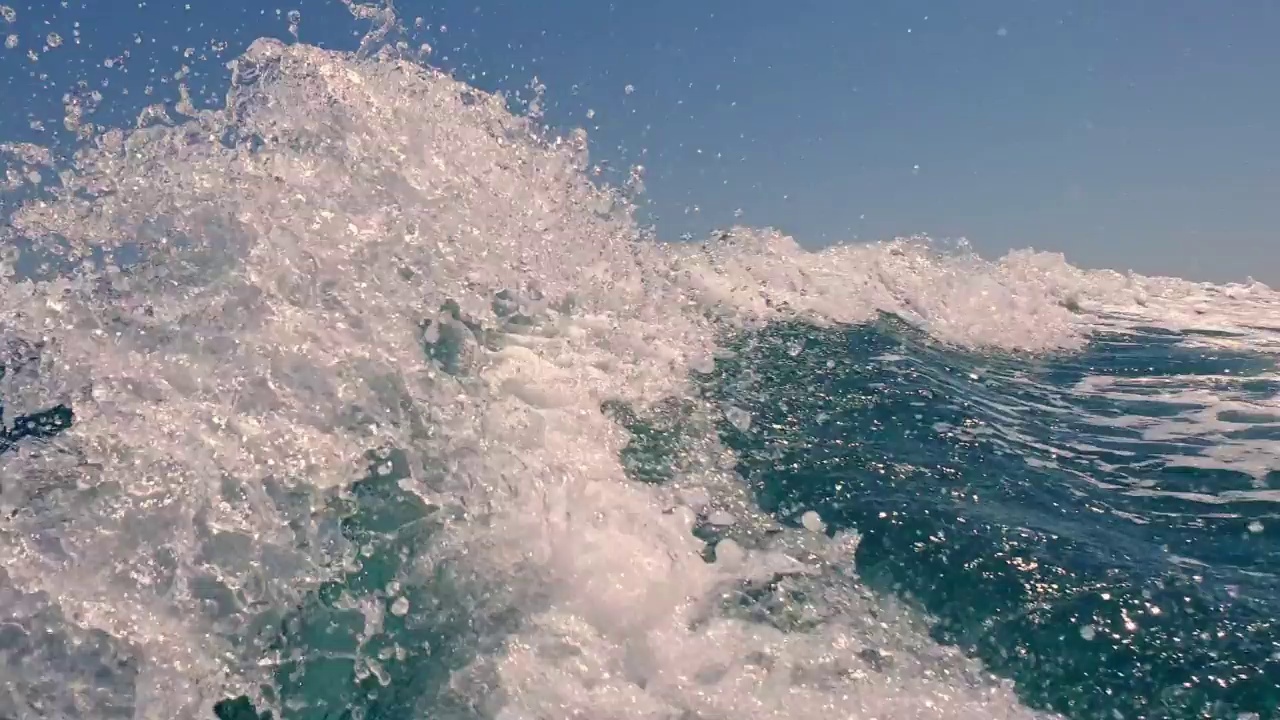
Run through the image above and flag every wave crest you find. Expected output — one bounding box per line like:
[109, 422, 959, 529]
[4, 31, 1273, 720]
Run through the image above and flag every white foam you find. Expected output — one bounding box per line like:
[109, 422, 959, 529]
[668, 227, 1280, 355]
[4, 19, 1277, 714]
[0, 37, 1064, 720]
[669, 230, 1090, 352]
[4, 20, 1276, 715]
[996, 249, 1280, 353]
[1073, 374, 1280, 484]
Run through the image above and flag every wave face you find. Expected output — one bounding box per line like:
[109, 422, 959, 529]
[707, 319, 1280, 720]
[1, 33, 1278, 720]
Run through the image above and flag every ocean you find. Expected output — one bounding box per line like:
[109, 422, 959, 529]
[1, 27, 1278, 720]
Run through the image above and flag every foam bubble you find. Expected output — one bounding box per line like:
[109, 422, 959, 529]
[670, 228, 1280, 355]
[669, 229, 1091, 352]
[801, 510, 826, 534]
[0, 31, 1087, 720]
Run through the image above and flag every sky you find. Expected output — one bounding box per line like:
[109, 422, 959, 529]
[2, 0, 1278, 283]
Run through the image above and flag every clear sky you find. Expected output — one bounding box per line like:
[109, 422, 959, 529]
[3, 0, 1278, 283]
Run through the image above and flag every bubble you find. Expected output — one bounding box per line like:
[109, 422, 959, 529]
[46, 32, 62, 48]
[3, 33, 15, 49]
[390, 596, 410, 617]
[801, 510, 826, 534]
[624, 83, 635, 95]
[0, 5, 14, 22]
[1247, 520, 1264, 534]
[0, 35, 1100, 720]
[1080, 624, 1097, 641]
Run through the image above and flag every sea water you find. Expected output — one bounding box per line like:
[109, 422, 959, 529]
[0, 19, 1277, 720]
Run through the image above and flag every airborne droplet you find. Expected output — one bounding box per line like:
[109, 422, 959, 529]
[390, 596, 410, 617]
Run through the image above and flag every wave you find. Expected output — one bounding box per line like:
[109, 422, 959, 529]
[1, 28, 1277, 720]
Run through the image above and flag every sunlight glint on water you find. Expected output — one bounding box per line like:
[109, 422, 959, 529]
[0, 13, 1277, 720]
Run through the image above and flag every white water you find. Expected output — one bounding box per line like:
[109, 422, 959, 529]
[1, 27, 1277, 720]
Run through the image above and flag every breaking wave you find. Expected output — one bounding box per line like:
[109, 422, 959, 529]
[1, 23, 1277, 720]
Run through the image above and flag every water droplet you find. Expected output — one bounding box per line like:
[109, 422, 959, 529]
[624, 83, 635, 95]
[1080, 624, 1096, 641]
[46, 32, 62, 48]
[390, 596, 410, 617]
[997, 26, 1008, 37]
[1247, 520, 1264, 534]
[801, 510, 826, 534]
[585, 108, 596, 120]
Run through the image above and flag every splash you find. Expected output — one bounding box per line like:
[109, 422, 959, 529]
[1, 20, 1276, 720]
[0, 34, 1070, 719]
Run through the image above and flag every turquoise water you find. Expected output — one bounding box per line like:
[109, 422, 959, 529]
[2, 25, 1279, 720]
[706, 320, 1280, 719]
[191, 316, 1280, 720]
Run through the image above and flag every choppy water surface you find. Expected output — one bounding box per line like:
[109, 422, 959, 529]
[1, 11, 1278, 720]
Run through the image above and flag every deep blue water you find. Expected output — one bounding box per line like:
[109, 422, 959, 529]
[702, 317, 1280, 719]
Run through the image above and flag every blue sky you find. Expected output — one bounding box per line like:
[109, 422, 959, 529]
[3, 0, 1278, 282]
